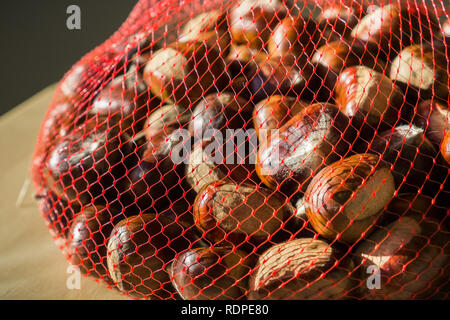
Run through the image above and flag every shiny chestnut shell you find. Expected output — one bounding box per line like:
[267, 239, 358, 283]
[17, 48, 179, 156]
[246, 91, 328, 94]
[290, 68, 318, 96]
[193, 181, 295, 249]
[256, 103, 356, 195]
[305, 153, 395, 243]
[170, 247, 254, 300]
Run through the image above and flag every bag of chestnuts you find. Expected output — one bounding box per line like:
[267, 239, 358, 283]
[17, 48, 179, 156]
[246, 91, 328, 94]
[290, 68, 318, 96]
[32, 0, 449, 300]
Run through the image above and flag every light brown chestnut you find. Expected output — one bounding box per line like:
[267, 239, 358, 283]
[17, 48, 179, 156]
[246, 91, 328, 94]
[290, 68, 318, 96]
[256, 103, 356, 195]
[253, 95, 307, 141]
[249, 238, 358, 299]
[354, 214, 449, 299]
[414, 99, 450, 147]
[351, 4, 441, 58]
[178, 10, 230, 55]
[268, 16, 320, 59]
[369, 125, 438, 193]
[106, 213, 200, 299]
[193, 181, 295, 248]
[305, 153, 395, 243]
[318, 3, 366, 42]
[389, 45, 449, 104]
[335, 66, 405, 132]
[229, 0, 287, 49]
[170, 247, 254, 300]
[143, 43, 225, 108]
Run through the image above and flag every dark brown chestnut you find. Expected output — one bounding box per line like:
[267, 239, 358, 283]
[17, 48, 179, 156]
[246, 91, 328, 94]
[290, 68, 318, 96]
[354, 214, 449, 299]
[143, 43, 225, 108]
[256, 103, 356, 195]
[335, 66, 405, 133]
[229, 0, 287, 49]
[369, 125, 439, 194]
[351, 4, 442, 58]
[389, 45, 449, 104]
[250, 54, 315, 102]
[253, 95, 307, 141]
[170, 247, 254, 300]
[44, 128, 132, 206]
[414, 99, 449, 147]
[249, 238, 358, 299]
[318, 3, 366, 42]
[305, 153, 395, 243]
[69, 205, 125, 283]
[193, 181, 295, 249]
[268, 16, 320, 59]
[106, 213, 201, 299]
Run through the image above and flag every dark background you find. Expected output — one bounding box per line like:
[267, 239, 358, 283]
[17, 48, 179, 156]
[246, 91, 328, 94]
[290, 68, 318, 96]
[0, 0, 138, 116]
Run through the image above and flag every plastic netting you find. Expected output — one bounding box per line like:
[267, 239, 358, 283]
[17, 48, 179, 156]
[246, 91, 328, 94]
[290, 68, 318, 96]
[31, 0, 449, 300]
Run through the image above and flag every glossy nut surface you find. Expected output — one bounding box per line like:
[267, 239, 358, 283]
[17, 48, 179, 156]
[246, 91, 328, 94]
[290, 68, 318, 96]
[106, 213, 200, 299]
[249, 238, 357, 299]
[229, 0, 287, 49]
[441, 131, 450, 165]
[354, 214, 449, 299]
[414, 99, 450, 147]
[171, 247, 254, 300]
[305, 153, 395, 243]
[143, 44, 225, 108]
[389, 45, 449, 104]
[193, 181, 295, 248]
[256, 103, 356, 194]
[335, 66, 404, 130]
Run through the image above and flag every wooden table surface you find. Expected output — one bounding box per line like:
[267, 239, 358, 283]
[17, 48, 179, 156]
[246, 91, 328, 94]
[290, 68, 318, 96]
[0, 85, 128, 299]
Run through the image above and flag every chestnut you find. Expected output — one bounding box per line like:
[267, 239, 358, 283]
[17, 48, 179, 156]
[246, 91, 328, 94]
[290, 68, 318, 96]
[143, 43, 225, 108]
[268, 16, 320, 59]
[189, 92, 253, 141]
[318, 3, 366, 42]
[185, 140, 257, 194]
[69, 205, 124, 283]
[106, 213, 201, 299]
[89, 69, 156, 135]
[123, 105, 192, 213]
[253, 95, 307, 141]
[178, 10, 230, 55]
[170, 247, 255, 300]
[193, 181, 295, 249]
[250, 54, 315, 102]
[389, 45, 449, 104]
[256, 103, 356, 195]
[335, 66, 405, 133]
[44, 128, 132, 206]
[312, 39, 386, 96]
[369, 125, 438, 194]
[305, 153, 395, 243]
[248, 238, 358, 299]
[351, 4, 441, 58]
[441, 131, 450, 165]
[414, 99, 450, 147]
[229, 0, 287, 50]
[38, 190, 78, 240]
[354, 214, 449, 299]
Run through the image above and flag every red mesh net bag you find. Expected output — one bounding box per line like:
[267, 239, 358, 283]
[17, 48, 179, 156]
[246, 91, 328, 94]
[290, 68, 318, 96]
[31, 0, 449, 300]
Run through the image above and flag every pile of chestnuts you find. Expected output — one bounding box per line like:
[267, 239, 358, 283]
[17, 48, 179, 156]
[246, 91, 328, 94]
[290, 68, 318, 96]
[33, 0, 449, 300]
